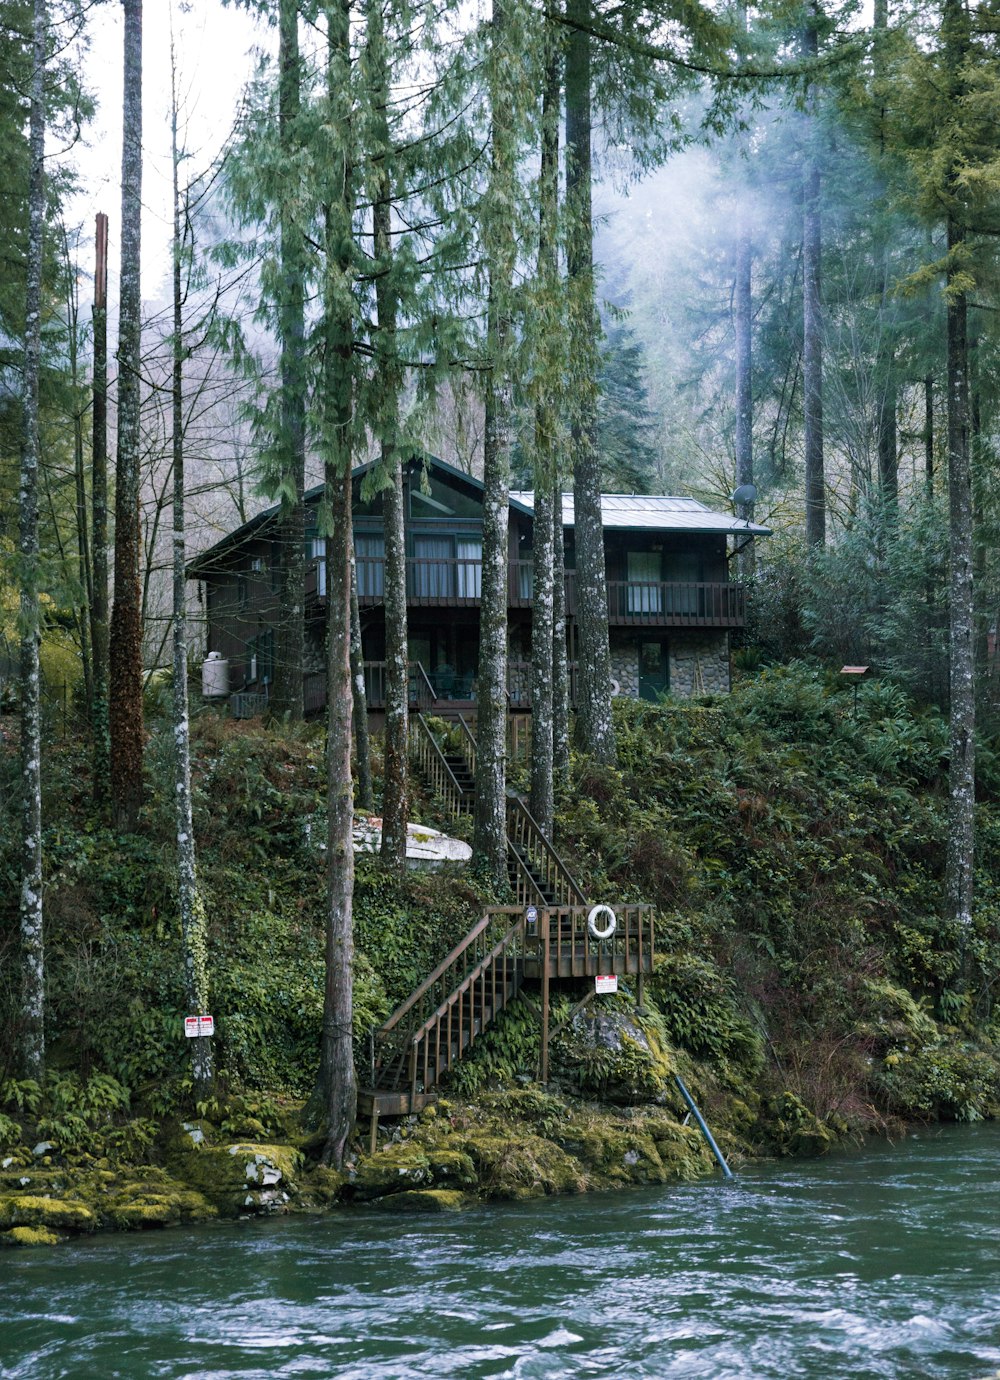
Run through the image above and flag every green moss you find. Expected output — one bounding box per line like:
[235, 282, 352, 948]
[300, 1165, 347, 1207]
[372, 1189, 471, 1212]
[2, 1225, 61, 1247]
[453, 1132, 589, 1200]
[167, 1141, 302, 1215]
[0, 1195, 96, 1232]
[353, 1143, 432, 1199]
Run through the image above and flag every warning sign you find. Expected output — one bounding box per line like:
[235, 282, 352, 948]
[184, 1015, 215, 1038]
[595, 975, 618, 994]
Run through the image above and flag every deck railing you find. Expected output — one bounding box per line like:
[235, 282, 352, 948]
[506, 796, 586, 909]
[373, 906, 524, 1093]
[410, 711, 471, 815]
[527, 903, 655, 979]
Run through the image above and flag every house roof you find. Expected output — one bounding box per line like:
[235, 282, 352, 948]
[510, 490, 772, 537]
[187, 454, 769, 578]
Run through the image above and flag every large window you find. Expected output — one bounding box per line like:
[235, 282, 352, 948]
[627, 551, 663, 614]
[355, 532, 385, 598]
[455, 536, 482, 598]
[412, 535, 452, 598]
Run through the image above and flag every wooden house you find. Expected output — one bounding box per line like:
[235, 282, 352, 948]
[186, 455, 769, 717]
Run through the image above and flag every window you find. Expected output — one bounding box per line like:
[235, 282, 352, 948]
[627, 551, 663, 614]
[455, 536, 482, 599]
[355, 532, 385, 598]
[663, 551, 701, 615]
[312, 537, 327, 598]
[412, 535, 452, 598]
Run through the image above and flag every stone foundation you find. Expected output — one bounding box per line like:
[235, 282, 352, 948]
[608, 630, 730, 700]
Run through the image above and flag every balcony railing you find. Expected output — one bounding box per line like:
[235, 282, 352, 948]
[311, 556, 746, 627]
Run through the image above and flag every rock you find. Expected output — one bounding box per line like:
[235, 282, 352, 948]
[32, 1142, 54, 1158]
[372, 1189, 471, 1213]
[167, 1141, 303, 1217]
[0, 1195, 96, 1233]
[1, 1226, 61, 1248]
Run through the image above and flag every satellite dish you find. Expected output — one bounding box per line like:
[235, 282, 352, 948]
[731, 484, 757, 507]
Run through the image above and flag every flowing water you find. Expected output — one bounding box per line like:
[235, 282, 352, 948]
[3, 1123, 1000, 1380]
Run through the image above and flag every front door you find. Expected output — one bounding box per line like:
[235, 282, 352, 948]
[638, 639, 669, 702]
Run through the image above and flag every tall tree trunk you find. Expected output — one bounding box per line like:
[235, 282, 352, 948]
[873, 0, 897, 513]
[924, 373, 934, 499]
[802, 4, 825, 549]
[110, 0, 145, 831]
[19, 0, 47, 1081]
[350, 554, 373, 811]
[552, 481, 570, 785]
[316, 0, 356, 1167]
[91, 211, 111, 804]
[565, 0, 615, 764]
[473, 0, 515, 888]
[270, 0, 306, 722]
[529, 38, 560, 837]
[734, 200, 755, 579]
[943, 0, 974, 940]
[66, 254, 93, 710]
[368, 0, 409, 871]
[170, 43, 213, 1097]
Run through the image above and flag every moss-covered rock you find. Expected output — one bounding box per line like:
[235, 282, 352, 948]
[0, 1195, 96, 1233]
[167, 1141, 302, 1215]
[299, 1165, 347, 1208]
[1, 1225, 61, 1247]
[371, 1189, 471, 1212]
[453, 1132, 589, 1200]
[352, 1142, 433, 1199]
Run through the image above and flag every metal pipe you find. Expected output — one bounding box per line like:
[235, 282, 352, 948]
[674, 1074, 734, 1179]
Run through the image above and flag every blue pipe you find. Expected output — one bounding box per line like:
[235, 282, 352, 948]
[674, 1073, 734, 1179]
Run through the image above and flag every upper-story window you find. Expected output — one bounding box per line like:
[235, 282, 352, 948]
[409, 474, 483, 521]
[356, 533, 385, 598]
[626, 551, 663, 614]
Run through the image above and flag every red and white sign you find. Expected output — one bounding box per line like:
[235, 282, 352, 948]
[184, 1015, 215, 1038]
[595, 975, 618, 995]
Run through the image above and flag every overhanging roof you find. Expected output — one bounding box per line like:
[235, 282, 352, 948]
[510, 490, 772, 537]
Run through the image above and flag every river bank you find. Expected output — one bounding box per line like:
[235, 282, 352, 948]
[5, 1123, 1000, 1379]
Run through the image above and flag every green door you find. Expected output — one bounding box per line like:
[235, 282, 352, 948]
[638, 639, 669, 702]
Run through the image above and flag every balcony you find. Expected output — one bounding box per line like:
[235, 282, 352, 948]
[309, 556, 745, 628]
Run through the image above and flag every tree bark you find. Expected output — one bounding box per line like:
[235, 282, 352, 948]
[270, 0, 306, 722]
[350, 552, 373, 811]
[19, 0, 47, 1081]
[473, 0, 515, 888]
[943, 0, 974, 939]
[110, 0, 145, 831]
[734, 199, 755, 579]
[528, 40, 560, 836]
[802, 5, 825, 549]
[91, 211, 111, 805]
[316, 0, 356, 1167]
[552, 481, 570, 785]
[171, 46, 213, 1097]
[565, 0, 615, 764]
[367, 0, 409, 871]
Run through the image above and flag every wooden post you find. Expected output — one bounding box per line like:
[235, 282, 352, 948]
[369, 1107, 379, 1156]
[540, 908, 551, 1084]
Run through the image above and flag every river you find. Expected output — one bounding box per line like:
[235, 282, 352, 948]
[3, 1123, 999, 1379]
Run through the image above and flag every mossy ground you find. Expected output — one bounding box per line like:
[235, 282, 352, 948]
[3, 671, 1000, 1244]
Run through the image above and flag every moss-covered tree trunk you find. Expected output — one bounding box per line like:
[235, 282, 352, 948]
[109, 0, 145, 831]
[943, 0, 974, 939]
[528, 39, 560, 837]
[19, 0, 46, 1081]
[565, 0, 615, 766]
[170, 56, 212, 1097]
[552, 481, 570, 786]
[802, 3, 825, 550]
[734, 200, 755, 580]
[473, 0, 516, 888]
[350, 551, 373, 811]
[316, 0, 357, 1167]
[270, 0, 306, 723]
[91, 212, 110, 804]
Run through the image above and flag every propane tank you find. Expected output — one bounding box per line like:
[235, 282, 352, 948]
[201, 651, 229, 699]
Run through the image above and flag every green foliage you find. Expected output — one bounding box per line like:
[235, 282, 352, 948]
[649, 954, 764, 1079]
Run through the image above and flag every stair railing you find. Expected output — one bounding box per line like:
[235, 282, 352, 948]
[410, 712, 472, 816]
[506, 795, 586, 907]
[407, 912, 525, 1101]
[455, 713, 478, 777]
[374, 906, 522, 1089]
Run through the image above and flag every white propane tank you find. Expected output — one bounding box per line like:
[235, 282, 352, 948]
[201, 651, 230, 699]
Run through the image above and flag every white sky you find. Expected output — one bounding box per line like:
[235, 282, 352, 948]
[67, 2, 272, 306]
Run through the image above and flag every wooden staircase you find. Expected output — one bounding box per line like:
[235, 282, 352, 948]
[359, 714, 652, 1130]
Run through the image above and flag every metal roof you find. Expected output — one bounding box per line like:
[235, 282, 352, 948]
[509, 491, 772, 536]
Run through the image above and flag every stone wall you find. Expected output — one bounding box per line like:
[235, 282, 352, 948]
[669, 631, 730, 697]
[608, 629, 731, 701]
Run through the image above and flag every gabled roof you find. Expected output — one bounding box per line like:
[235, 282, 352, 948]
[187, 454, 769, 578]
[509, 490, 771, 537]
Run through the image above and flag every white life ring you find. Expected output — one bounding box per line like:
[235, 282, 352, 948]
[587, 904, 617, 940]
[610, 678, 621, 697]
